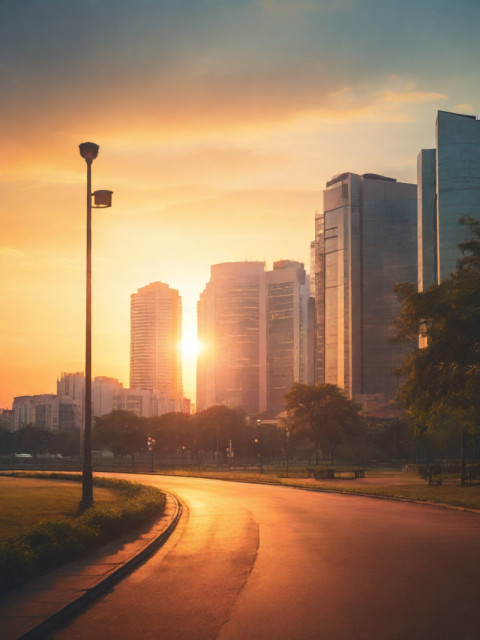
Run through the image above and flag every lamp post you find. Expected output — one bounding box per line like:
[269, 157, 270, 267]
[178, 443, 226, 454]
[78, 142, 112, 512]
[256, 419, 263, 474]
[285, 427, 290, 478]
[147, 436, 156, 473]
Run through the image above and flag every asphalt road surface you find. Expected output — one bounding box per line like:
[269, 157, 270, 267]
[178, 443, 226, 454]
[53, 474, 480, 640]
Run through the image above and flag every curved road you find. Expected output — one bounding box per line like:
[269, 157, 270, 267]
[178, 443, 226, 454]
[54, 474, 480, 640]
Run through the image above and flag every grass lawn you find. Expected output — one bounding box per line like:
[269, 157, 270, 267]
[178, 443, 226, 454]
[0, 473, 166, 593]
[0, 477, 120, 539]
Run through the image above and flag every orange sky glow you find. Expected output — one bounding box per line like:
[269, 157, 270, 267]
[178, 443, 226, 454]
[1, 0, 479, 409]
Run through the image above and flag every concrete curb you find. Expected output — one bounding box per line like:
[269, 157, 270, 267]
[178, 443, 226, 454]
[157, 471, 480, 515]
[14, 493, 182, 640]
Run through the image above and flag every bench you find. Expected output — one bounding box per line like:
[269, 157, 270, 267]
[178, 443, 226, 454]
[313, 468, 365, 480]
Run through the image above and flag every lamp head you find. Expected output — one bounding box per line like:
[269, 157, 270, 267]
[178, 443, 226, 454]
[92, 190, 113, 208]
[79, 142, 99, 161]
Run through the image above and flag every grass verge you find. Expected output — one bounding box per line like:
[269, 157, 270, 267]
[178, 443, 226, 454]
[0, 472, 166, 594]
[155, 468, 480, 510]
[0, 476, 122, 538]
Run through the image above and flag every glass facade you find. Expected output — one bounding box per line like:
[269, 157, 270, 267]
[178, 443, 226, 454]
[197, 262, 265, 415]
[215, 274, 262, 414]
[265, 261, 311, 415]
[267, 280, 295, 412]
[312, 173, 417, 408]
[130, 282, 182, 397]
[417, 149, 437, 291]
[361, 182, 417, 397]
[418, 111, 480, 288]
[197, 261, 312, 415]
[310, 211, 325, 384]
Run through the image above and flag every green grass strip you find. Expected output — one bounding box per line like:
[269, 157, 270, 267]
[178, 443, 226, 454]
[0, 473, 165, 594]
[156, 468, 480, 510]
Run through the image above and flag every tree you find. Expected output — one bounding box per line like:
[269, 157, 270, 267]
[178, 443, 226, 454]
[0, 428, 15, 455]
[14, 425, 55, 455]
[147, 412, 192, 455]
[193, 406, 248, 460]
[284, 383, 364, 464]
[93, 410, 147, 458]
[54, 428, 81, 457]
[394, 217, 480, 480]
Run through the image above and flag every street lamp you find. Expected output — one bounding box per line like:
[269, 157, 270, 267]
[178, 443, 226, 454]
[78, 142, 113, 512]
[256, 419, 263, 474]
[147, 436, 156, 473]
[285, 427, 290, 478]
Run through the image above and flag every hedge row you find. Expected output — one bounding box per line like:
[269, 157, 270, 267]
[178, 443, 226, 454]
[0, 474, 166, 593]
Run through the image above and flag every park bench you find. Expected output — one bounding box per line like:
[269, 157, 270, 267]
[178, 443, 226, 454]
[313, 468, 365, 480]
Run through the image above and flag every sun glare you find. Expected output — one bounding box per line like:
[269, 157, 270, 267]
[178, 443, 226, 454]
[180, 336, 201, 359]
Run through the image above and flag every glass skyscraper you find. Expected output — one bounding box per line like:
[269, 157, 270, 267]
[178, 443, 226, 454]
[130, 282, 182, 398]
[311, 172, 417, 414]
[265, 261, 313, 415]
[197, 261, 312, 416]
[197, 262, 265, 415]
[418, 110, 480, 290]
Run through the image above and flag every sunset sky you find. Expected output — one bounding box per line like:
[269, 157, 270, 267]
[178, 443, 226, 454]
[1, 0, 480, 409]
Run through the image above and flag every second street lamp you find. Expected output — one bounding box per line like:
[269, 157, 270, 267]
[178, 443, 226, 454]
[78, 142, 113, 512]
[147, 436, 156, 473]
[256, 419, 263, 474]
[285, 427, 290, 478]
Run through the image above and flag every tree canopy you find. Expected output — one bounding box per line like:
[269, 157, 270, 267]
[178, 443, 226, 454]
[394, 217, 480, 443]
[91, 405, 250, 460]
[93, 410, 147, 456]
[284, 383, 364, 464]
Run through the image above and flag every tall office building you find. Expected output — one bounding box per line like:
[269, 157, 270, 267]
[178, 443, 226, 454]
[56, 372, 84, 430]
[13, 395, 57, 431]
[311, 172, 417, 414]
[265, 261, 313, 415]
[197, 261, 312, 416]
[197, 262, 265, 415]
[418, 110, 480, 290]
[92, 376, 123, 418]
[130, 282, 182, 398]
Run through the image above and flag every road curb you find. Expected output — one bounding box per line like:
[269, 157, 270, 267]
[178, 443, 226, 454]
[16, 493, 183, 640]
[289, 483, 480, 514]
[157, 471, 480, 515]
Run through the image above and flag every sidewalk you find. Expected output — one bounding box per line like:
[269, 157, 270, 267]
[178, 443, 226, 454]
[0, 494, 181, 640]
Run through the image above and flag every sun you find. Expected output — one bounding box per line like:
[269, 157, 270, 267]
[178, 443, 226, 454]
[180, 336, 201, 359]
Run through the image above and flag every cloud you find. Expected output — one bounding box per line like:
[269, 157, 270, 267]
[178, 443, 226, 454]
[455, 103, 475, 114]
[2, 0, 474, 177]
[260, 0, 317, 16]
[379, 89, 448, 104]
[292, 79, 449, 125]
[0, 247, 25, 259]
[106, 145, 284, 189]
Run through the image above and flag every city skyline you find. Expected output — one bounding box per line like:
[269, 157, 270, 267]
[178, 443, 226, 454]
[2, 1, 480, 408]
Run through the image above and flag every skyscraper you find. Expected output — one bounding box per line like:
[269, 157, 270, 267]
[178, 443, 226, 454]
[197, 262, 265, 415]
[418, 110, 480, 290]
[130, 282, 182, 398]
[265, 260, 313, 415]
[311, 172, 417, 414]
[197, 261, 312, 416]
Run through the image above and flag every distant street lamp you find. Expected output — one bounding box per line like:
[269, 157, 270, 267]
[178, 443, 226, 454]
[147, 436, 156, 473]
[256, 419, 263, 474]
[285, 427, 290, 478]
[78, 142, 113, 512]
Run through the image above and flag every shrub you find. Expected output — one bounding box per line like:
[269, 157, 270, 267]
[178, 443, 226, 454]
[0, 476, 165, 593]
